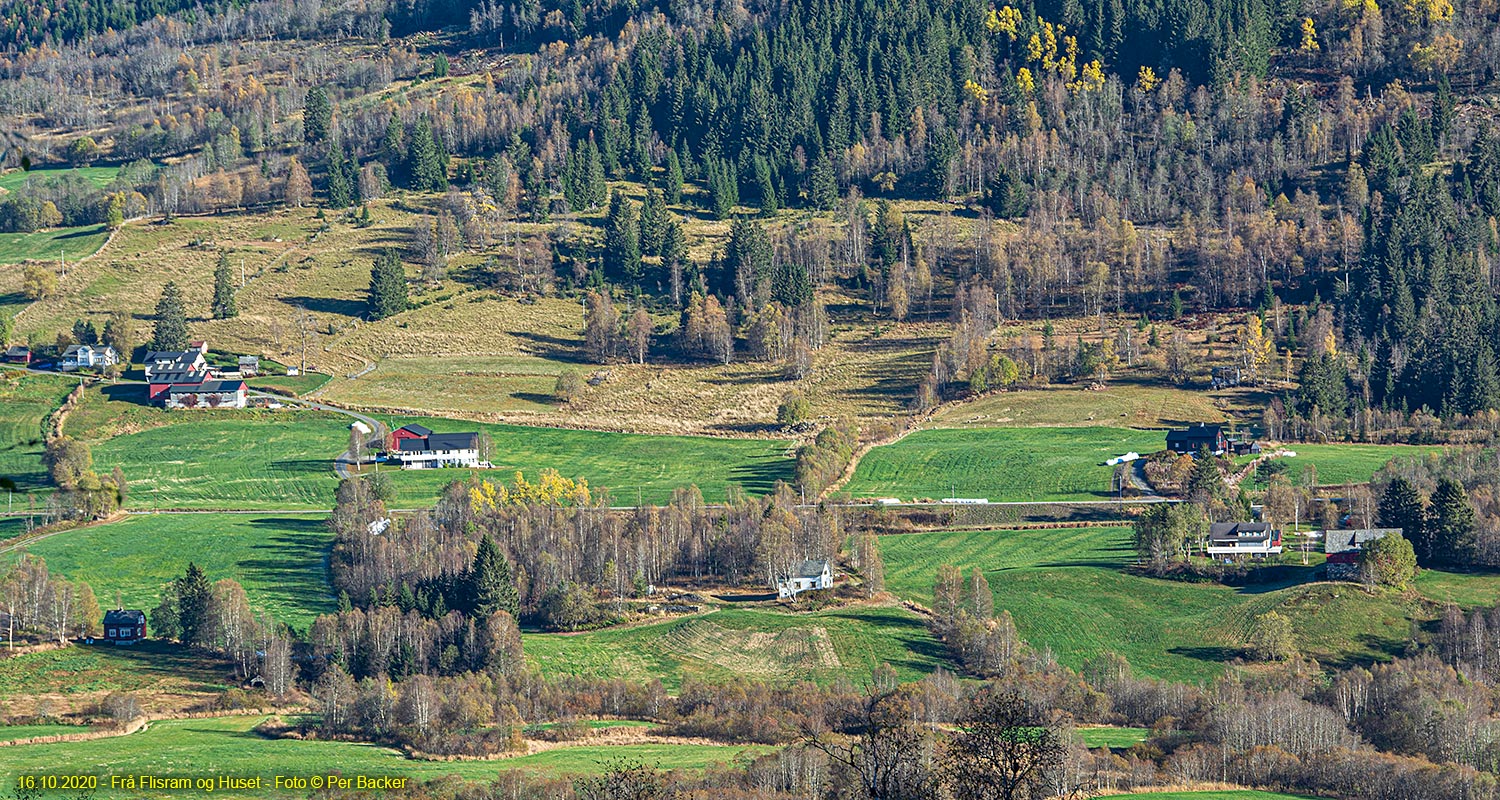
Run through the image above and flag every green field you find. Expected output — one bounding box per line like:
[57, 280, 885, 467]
[19, 513, 333, 628]
[246, 372, 333, 397]
[878, 526, 1436, 683]
[1269, 443, 1447, 486]
[1076, 726, 1149, 748]
[0, 370, 74, 493]
[90, 414, 351, 510]
[0, 641, 231, 699]
[1123, 793, 1312, 799]
[380, 417, 794, 506]
[0, 224, 111, 264]
[524, 605, 945, 691]
[0, 166, 120, 193]
[0, 715, 772, 798]
[75, 392, 793, 509]
[0, 723, 90, 742]
[845, 426, 1163, 502]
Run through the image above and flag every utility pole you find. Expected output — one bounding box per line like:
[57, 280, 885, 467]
[59, 249, 65, 280]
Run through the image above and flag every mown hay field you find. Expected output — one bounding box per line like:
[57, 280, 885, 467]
[522, 604, 946, 691]
[877, 525, 1487, 684]
[0, 714, 771, 797]
[22, 513, 334, 628]
[845, 426, 1164, 502]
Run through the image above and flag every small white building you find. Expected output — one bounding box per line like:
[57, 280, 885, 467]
[165, 379, 248, 409]
[238, 355, 260, 376]
[778, 560, 834, 599]
[60, 344, 119, 371]
[1206, 522, 1283, 557]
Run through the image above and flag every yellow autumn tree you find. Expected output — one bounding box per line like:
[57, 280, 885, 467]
[985, 5, 1021, 38]
[1137, 66, 1160, 93]
[1241, 313, 1274, 383]
[1300, 17, 1320, 51]
[1016, 67, 1036, 94]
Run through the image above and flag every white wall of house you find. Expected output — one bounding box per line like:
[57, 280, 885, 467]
[165, 389, 248, 409]
[396, 449, 480, 469]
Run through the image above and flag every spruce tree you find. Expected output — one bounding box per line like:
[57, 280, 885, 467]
[1380, 477, 1430, 564]
[407, 117, 448, 192]
[1430, 477, 1476, 566]
[466, 535, 520, 619]
[326, 143, 354, 208]
[175, 562, 211, 647]
[151, 281, 189, 351]
[810, 153, 838, 210]
[303, 86, 332, 144]
[583, 139, 608, 209]
[367, 250, 409, 320]
[662, 149, 684, 205]
[212, 251, 237, 319]
[603, 190, 641, 284]
[638, 189, 667, 257]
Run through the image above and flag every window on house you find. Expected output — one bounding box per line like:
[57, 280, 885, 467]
[107, 628, 116, 637]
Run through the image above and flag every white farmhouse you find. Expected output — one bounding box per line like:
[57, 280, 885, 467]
[777, 560, 834, 599]
[60, 344, 119, 371]
[390, 424, 481, 469]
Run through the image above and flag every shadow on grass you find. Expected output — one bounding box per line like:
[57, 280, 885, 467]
[1167, 645, 1240, 663]
[280, 296, 368, 318]
[269, 458, 335, 475]
[100, 383, 151, 404]
[511, 392, 560, 407]
[726, 455, 795, 496]
[512, 331, 587, 363]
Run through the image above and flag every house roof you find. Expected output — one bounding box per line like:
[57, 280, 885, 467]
[62, 345, 85, 356]
[1167, 424, 1223, 444]
[103, 609, 146, 625]
[238, 355, 259, 364]
[397, 431, 479, 452]
[4, 345, 29, 356]
[1325, 528, 1400, 555]
[150, 369, 210, 385]
[791, 560, 830, 579]
[170, 379, 245, 393]
[399, 423, 433, 437]
[1209, 522, 1274, 544]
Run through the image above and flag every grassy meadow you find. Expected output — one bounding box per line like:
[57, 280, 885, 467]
[19, 513, 334, 628]
[379, 416, 794, 505]
[845, 426, 1163, 502]
[928, 382, 1228, 429]
[0, 370, 75, 494]
[0, 166, 121, 193]
[0, 714, 772, 797]
[0, 641, 233, 716]
[0, 722, 90, 741]
[89, 414, 351, 510]
[524, 604, 945, 690]
[0, 224, 112, 265]
[876, 525, 1487, 683]
[1268, 443, 1448, 486]
[66, 385, 794, 509]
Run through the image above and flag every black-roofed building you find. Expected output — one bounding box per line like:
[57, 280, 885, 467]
[391, 424, 481, 469]
[1166, 423, 1228, 456]
[103, 609, 146, 645]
